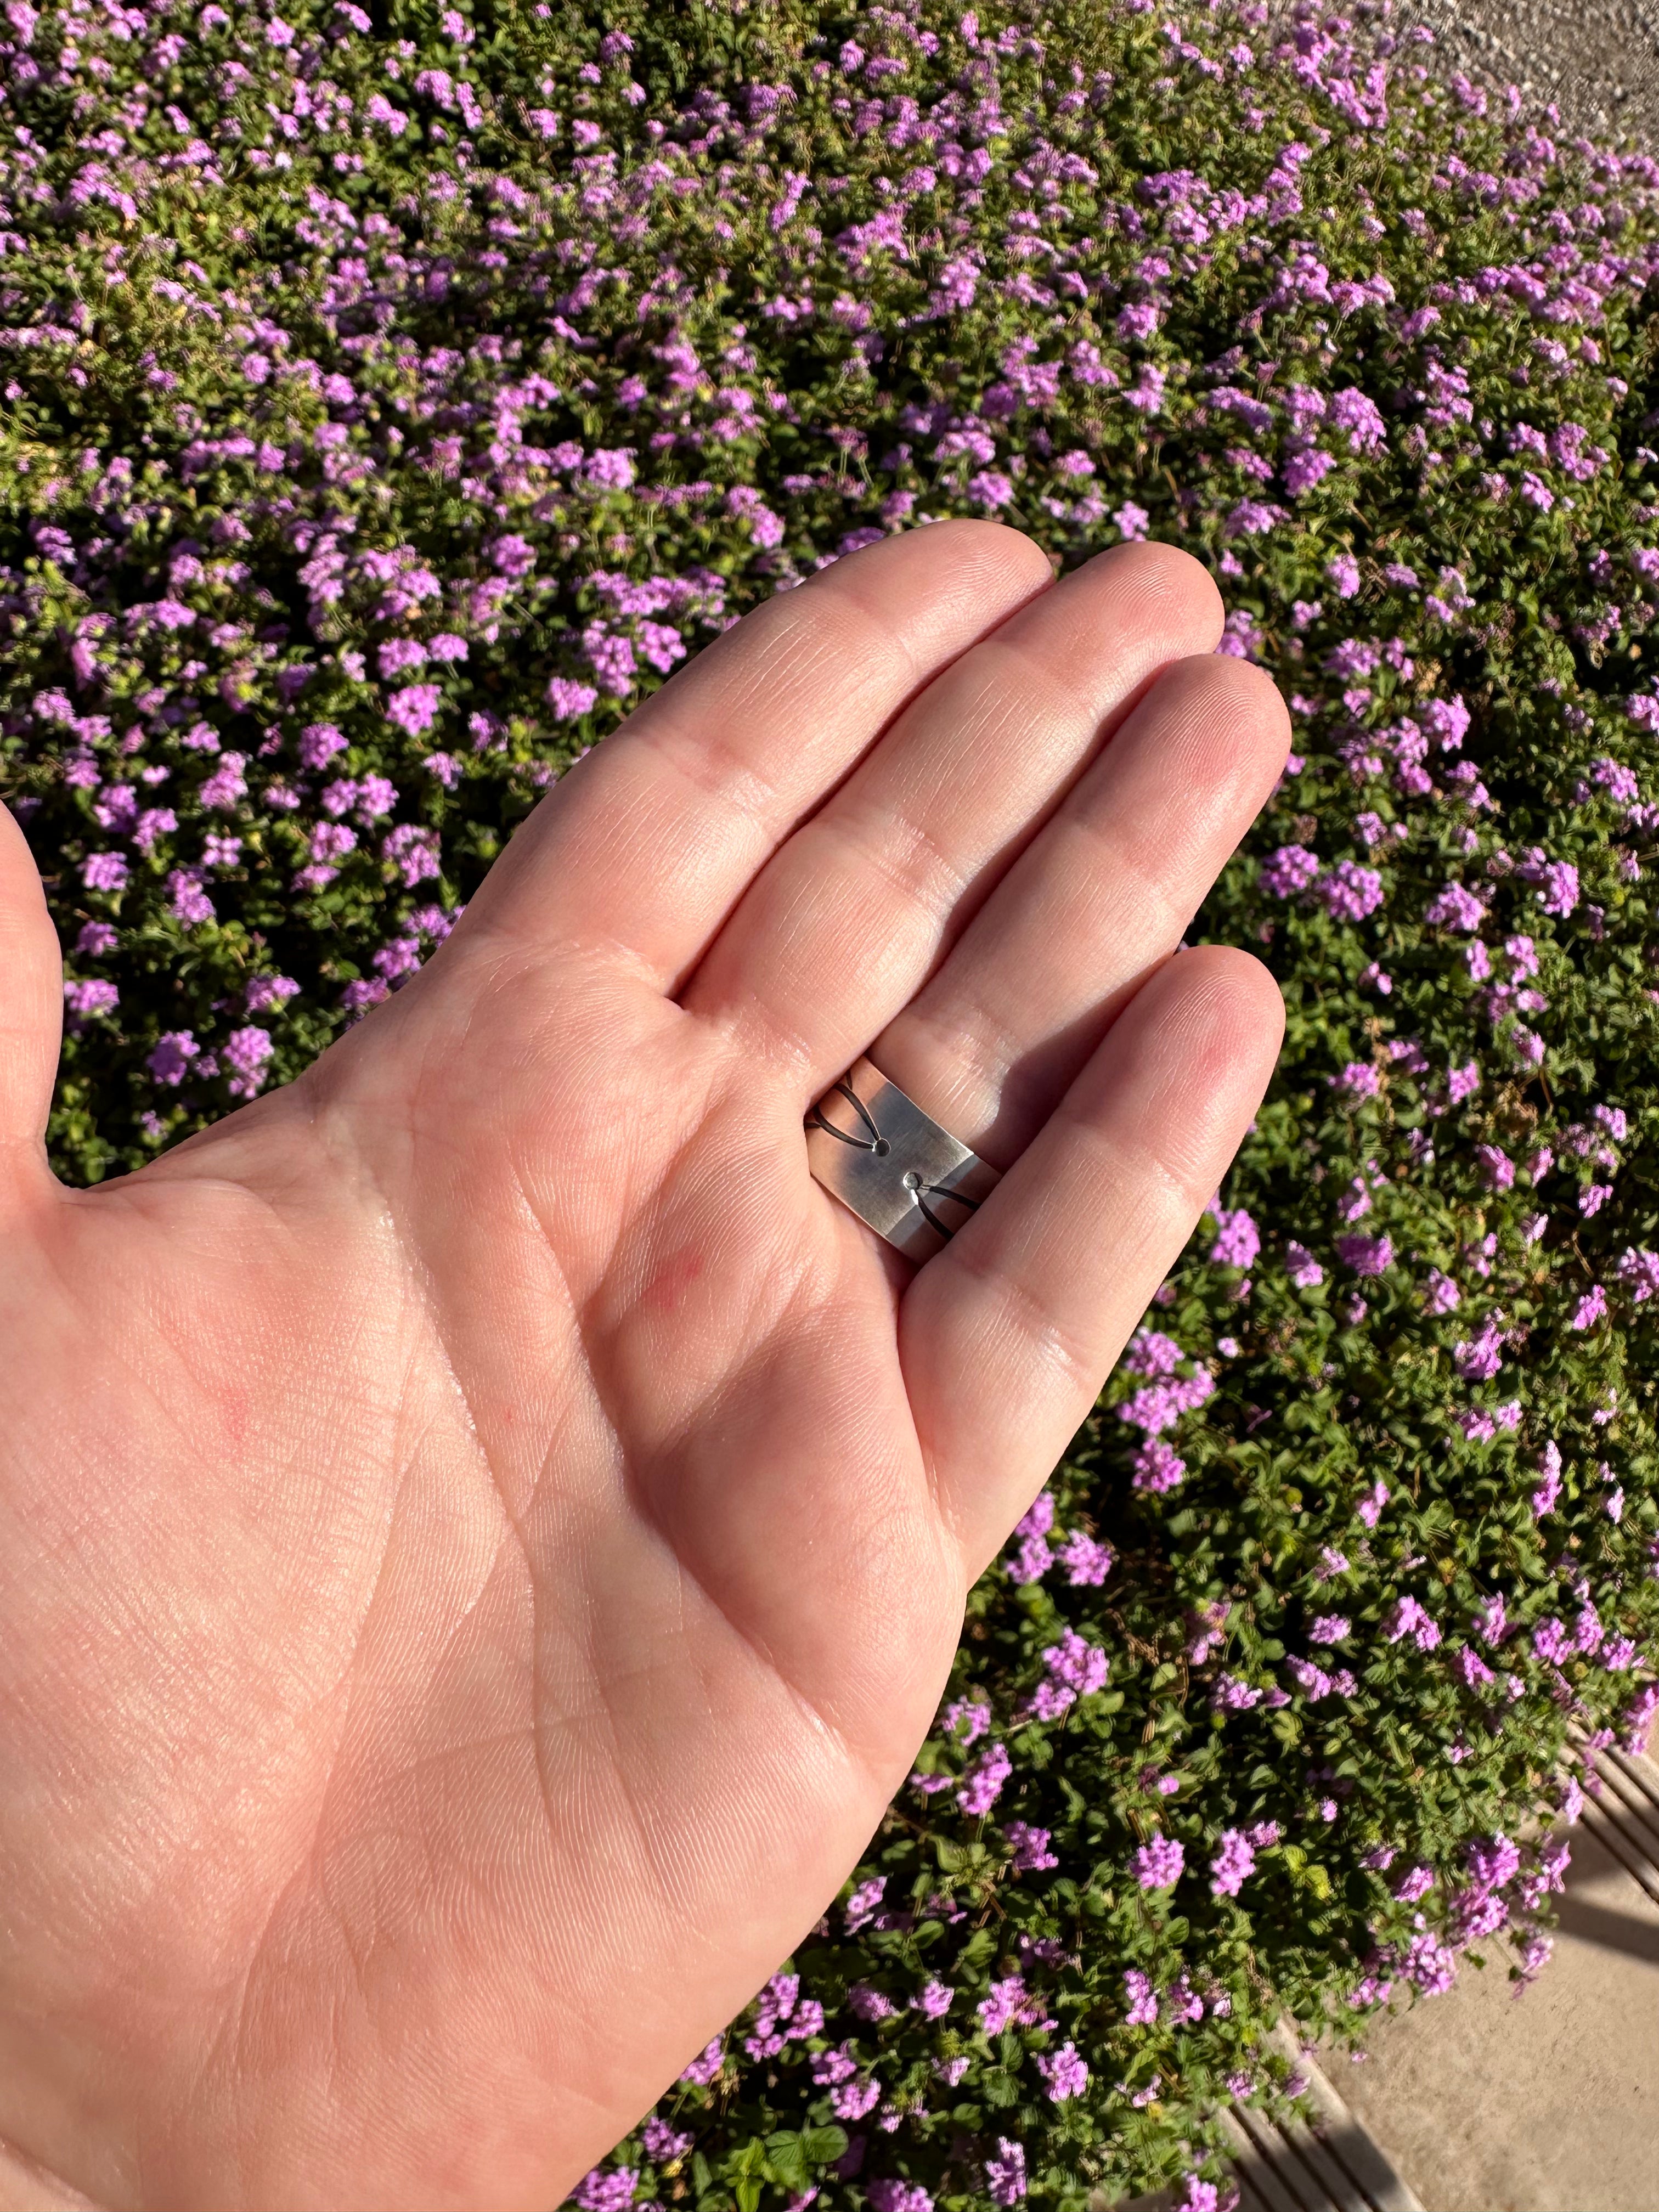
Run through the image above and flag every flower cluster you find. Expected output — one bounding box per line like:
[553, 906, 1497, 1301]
[8, 0, 1659, 2206]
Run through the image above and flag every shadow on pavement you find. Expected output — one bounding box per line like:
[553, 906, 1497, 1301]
[1555, 1893, 1659, 1968]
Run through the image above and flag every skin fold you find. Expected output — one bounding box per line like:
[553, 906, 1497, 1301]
[0, 521, 1289, 2210]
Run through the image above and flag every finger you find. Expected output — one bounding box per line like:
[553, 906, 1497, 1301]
[460, 519, 1053, 991]
[679, 541, 1224, 1084]
[863, 652, 1290, 1169]
[899, 946, 1283, 1581]
[0, 800, 61, 1199]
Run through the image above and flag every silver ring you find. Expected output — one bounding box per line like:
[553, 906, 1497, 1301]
[804, 1054, 1001, 1263]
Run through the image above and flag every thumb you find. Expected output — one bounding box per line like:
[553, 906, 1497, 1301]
[0, 799, 62, 1191]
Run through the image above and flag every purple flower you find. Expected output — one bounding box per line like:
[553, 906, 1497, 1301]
[1533, 1443, 1564, 1517]
[148, 1030, 199, 1086]
[547, 676, 600, 720]
[1454, 1321, 1504, 1381]
[1466, 1833, 1522, 1892]
[1135, 1835, 1186, 1890]
[1335, 1233, 1392, 1276]
[299, 721, 347, 770]
[1286, 1241, 1324, 1286]
[1005, 1821, 1059, 1874]
[379, 636, 428, 677]
[1453, 1647, 1495, 1689]
[1226, 496, 1288, 538]
[1357, 1478, 1390, 1528]
[1476, 1144, 1515, 1190]
[1288, 1656, 1334, 1701]
[848, 1984, 896, 2024]
[1123, 1969, 1158, 2027]
[82, 851, 130, 892]
[957, 1741, 1011, 1816]
[1210, 1205, 1261, 1268]
[1132, 1438, 1187, 1493]
[967, 469, 1015, 510]
[1212, 1674, 1261, 1712]
[1330, 387, 1387, 451]
[223, 1026, 275, 1099]
[867, 2181, 932, 2212]
[1036, 2041, 1089, 2103]
[1006, 1527, 1053, 1585]
[641, 2118, 692, 2164]
[1058, 1531, 1113, 1584]
[1384, 1595, 1441, 1651]
[1318, 860, 1384, 921]
[167, 868, 215, 927]
[1326, 552, 1361, 598]
[1040, 1625, 1109, 1704]
[487, 533, 536, 577]
[1538, 859, 1581, 917]
[985, 2139, 1027, 2206]
[843, 1877, 885, 1935]
[1119, 1355, 1214, 1434]
[387, 682, 442, 737]
[1404, 1932, 1457, 1996]
[1260, 843, 1321, 898]
[574, 2171, 637, 2212]
[580, 447, 636, 492]
[1209, 1829, 1257, 1897]
[1424, 882, 1487, 932]
[977, 1974, 1051, 2036]
[1283, 446, 1336, 496]
[1123, 1330, 1184, 1377]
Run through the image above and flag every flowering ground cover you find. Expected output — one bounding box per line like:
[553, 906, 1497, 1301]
[5, 0, 1659, 2203]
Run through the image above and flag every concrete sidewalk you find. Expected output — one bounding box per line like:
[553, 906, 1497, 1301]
[1186, 1746, 1659, 2212]
[1338, 1750, 1659, 2212]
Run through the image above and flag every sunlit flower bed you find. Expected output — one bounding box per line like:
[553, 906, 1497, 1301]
[5, 0, 1659, 2203]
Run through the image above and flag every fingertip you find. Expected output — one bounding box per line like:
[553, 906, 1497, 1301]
[927, 515, 1059, 607]
[1218, 654, 1294, 781]
[1100, 538, 1227, 652]
[1161, 941, 1286, 1107]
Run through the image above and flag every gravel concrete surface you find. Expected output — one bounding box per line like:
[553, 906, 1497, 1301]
[1392, 0, 1659, 146]
[1268, 0, 1659, 148]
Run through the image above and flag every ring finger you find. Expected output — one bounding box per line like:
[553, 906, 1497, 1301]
[864, 647, 1290, 1172]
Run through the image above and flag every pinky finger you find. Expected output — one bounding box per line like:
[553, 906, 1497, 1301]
[899, 945, 1283, 1583]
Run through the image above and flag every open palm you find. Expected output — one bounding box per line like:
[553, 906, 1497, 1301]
[0, 522, 1288, 2212]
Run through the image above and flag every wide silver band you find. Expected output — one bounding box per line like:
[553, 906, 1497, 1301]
[804, 1055, 1001, 1263]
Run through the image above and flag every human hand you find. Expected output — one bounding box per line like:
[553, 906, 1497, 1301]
[0, 521, 1288, 2211]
